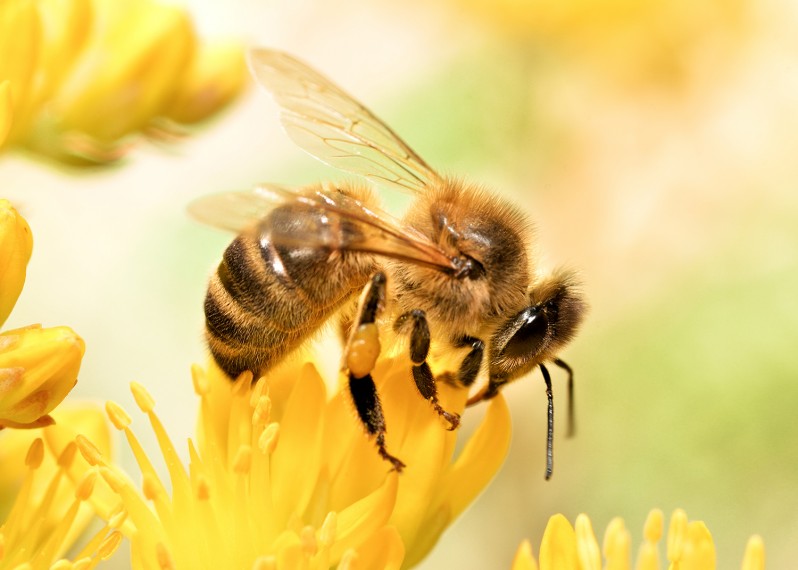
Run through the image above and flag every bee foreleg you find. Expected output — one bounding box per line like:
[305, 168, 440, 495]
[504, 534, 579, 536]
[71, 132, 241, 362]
[345, 272, 405, 472]
[453, 335, 485, 387]
[465, 374, 507, 406]
[394, 310, 460, 430]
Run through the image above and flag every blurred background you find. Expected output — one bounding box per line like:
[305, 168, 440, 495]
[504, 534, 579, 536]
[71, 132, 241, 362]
[3, 0, 797, 567]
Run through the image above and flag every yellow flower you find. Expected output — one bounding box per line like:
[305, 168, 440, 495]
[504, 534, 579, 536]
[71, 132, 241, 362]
[0, 403, 117, 569]
[511, 509, 766, 570]
[0, 80, 11, 147]
[78, 357, 511, 568]
[452, 0, 750, 90]
[0, 0, 246, 164]
[0, 200, 84, 429]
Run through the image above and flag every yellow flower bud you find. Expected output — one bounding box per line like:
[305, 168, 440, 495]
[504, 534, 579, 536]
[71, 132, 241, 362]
[0, 0, 42, 145]
[163, 41, 247, 125]
[55, 0, 196, 145]
[0, 324, 85, 428]
[0, 80, 12, 146]
[0, 199, 33, 327]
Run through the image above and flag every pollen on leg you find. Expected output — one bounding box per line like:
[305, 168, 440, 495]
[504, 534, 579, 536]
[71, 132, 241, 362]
[346, 323, 381, 379]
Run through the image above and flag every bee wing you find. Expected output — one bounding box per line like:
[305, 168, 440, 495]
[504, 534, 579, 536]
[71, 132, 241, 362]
[261, 184, 459, 272]
[187, 185, 292, 233]
[248, 48, 442, 194]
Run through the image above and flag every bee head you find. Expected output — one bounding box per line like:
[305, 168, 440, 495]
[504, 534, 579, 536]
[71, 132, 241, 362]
[490, 270, 586, 381]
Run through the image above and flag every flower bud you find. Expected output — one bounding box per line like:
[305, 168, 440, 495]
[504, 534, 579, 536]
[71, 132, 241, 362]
[0, 199, 33, 327]
[0, 324, 85, 428]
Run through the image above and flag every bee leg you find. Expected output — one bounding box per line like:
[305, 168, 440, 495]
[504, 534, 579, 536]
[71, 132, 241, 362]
[465, 375, 508, 406]
[349, 372, 405, 472]
[345, 272, 405, 472]
[394, 310, 460, 430]
[454, 335, 485, 387]
[553, 358, 575, 437]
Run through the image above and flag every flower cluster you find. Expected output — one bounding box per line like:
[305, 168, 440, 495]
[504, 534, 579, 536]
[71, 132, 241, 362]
[512, 509, 765, 570]
[0, 404, 114, 569]
[0, 200, 84, 429]
[77, 359, 511, 568]
[0, 0, 245, 164]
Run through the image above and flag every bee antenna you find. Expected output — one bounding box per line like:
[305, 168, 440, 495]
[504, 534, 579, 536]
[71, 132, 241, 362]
[539, 363, 554, 480]
[553, 358, 575, 437]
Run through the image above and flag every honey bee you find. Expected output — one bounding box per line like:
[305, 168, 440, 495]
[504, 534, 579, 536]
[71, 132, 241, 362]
[190, 48, 586, 478]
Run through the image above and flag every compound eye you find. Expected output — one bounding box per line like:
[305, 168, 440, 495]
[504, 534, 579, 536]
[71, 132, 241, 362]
[502, 308, 549, 360]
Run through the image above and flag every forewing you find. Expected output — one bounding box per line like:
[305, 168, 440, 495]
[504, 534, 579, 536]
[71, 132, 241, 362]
[248, 48, 441, 194]
[263, 184, 458, 272]
[187, 185, 291, 233]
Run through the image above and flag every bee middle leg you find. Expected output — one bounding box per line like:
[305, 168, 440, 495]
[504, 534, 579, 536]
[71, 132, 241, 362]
[394, 310, 460, 430]
[345, 272, 405, 472]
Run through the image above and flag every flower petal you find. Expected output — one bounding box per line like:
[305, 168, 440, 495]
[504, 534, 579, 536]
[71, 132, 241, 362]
[0, 199, 33, 327]
[0, 325, 84, 426]
[441, 393, 512, 518]
[512, 540, 539, 570]
[539, 514, 578, 570]
[741, 535, 765, 570]
[0, 80, 12, 146]
[330, 473, 399, 564]
[270, 363, 326, 523]
[163, 41, 247, 125]
[0, 0, 41, 144]
[348, 526, 405, 570]
[681, 521, 716, 570]
[55, 0, 196, 145]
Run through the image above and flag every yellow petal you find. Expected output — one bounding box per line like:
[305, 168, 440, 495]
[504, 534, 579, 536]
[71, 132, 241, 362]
[163, 41, 247, 125]
[330, 473, 398, 563]
[0, 0, 42, 144]
[270, 363, 326, 524]
[0, 199, 33, 327]
[29, 0, 93, 105]
[539, 514, 578, 570]
[348, 526, 404, 570]
[512, 540, 539, 570]
[681, 521, 716, 570]
[55, 0, 196, 145]
[0, 404, 112, 566]
[0, 80, 12, 146]
[575, 514, 601, 570]
[602, 517, 631, 570]
[740, 535, 765, 570]
[0, 324, 84, 426]
[442, 393, 512, 518]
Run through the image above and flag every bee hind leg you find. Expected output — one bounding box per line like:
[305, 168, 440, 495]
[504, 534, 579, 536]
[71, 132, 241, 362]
[348, 371, 405, 472]
[345, 272, 405, 472]
[394, 310, 460, 430]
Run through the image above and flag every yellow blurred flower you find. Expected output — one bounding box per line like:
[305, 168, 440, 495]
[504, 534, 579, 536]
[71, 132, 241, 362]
[511, 509, 765, 570]
[0, 199, 84, 429]
[0, 81, 11, 147]
[0, 404, 117, 569]
[0, 0, 246, 164]
[454, 0, 751, 90]
[78, 357, 511, 568]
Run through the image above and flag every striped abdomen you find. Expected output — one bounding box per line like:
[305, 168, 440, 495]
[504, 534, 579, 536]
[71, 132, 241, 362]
[204, 202, 375, 379]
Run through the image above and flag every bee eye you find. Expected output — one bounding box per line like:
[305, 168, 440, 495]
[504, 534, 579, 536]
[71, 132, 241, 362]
[502, 307, 549, 359]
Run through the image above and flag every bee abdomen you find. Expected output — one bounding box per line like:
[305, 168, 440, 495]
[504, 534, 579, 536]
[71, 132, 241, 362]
[205, 221, 373, 379]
